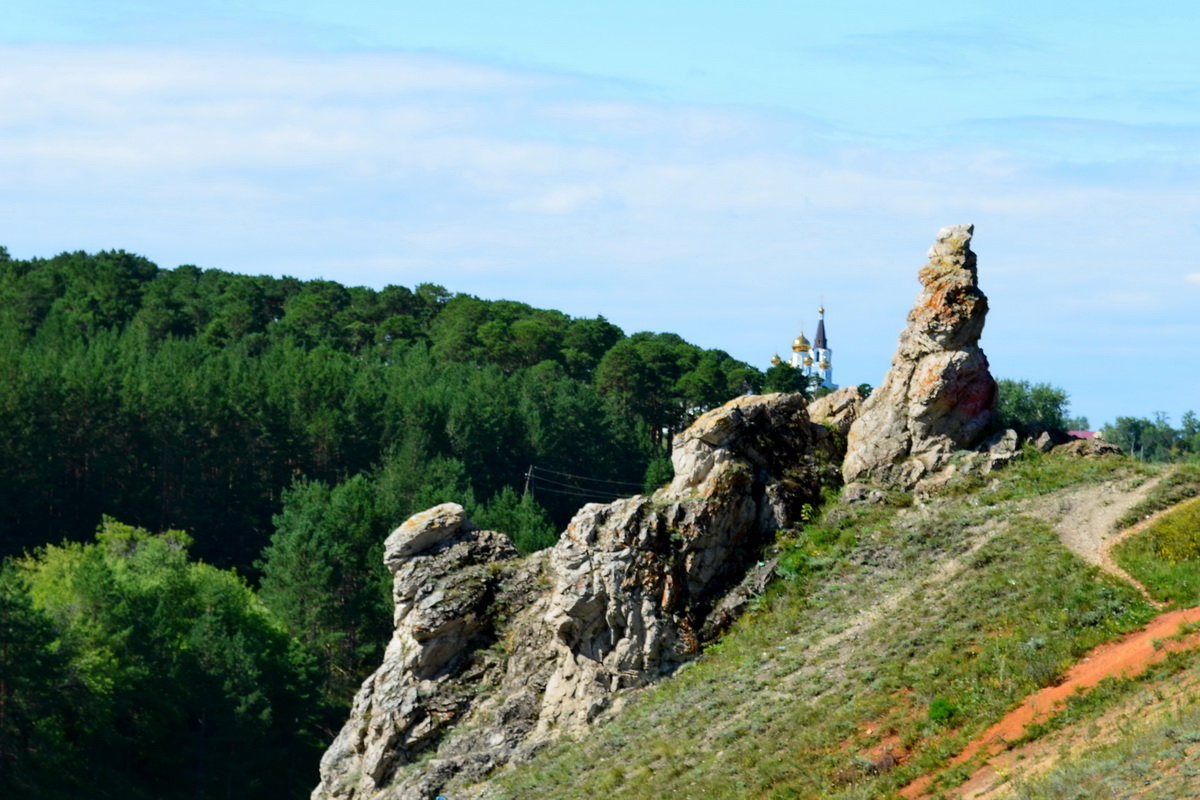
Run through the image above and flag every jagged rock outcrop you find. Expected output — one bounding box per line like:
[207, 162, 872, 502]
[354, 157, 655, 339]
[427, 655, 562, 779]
[313, 392, 825, 800]
[313, 504, 530, 799]
[669, 392, 822, 526]
[539, 393, 820, 732]
[842, 224, 997, 491]
[808, 385, 866, 437]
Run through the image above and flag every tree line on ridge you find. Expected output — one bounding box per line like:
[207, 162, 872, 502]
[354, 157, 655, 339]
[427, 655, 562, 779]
[0, 245, 777, 798]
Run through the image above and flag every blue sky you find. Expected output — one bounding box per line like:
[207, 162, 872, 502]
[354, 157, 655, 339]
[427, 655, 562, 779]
[3, 2, 1199, 427]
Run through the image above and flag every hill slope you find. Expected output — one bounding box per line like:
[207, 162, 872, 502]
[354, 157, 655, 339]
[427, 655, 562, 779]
[481, 453, 1200, 799]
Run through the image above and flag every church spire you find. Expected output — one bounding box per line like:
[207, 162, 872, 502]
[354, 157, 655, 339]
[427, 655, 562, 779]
[812, 304, 833, 388]
[814, 305, 828, 351]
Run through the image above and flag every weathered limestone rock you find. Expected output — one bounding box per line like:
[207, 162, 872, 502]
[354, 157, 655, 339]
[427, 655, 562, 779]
[808, 385, 866, 437]
[983, 428, 1021, 472]
[314, 393, 826, 799]
[842, 224, 997, 491]
[368, 552, 558, 799]
[383, 502, 477, 565]
[1032, 430, 1056, 453]
[669, 392, 820, 526]
[539, 392, 821, 731]
[313, 504, 524, 799]
[1054, 438, 1124, 458]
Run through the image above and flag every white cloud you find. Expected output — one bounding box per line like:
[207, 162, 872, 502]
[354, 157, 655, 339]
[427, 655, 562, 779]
[513, 184, 611, 215]
[3, 43, 1200, 426]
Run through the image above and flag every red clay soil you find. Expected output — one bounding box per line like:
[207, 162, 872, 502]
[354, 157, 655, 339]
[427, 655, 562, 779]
[899, 605, 1200, 799]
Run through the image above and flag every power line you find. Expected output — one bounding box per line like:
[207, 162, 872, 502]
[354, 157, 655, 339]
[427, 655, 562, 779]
[529, 473, 621, 493]
[527, 483, 628, 502]
[528, 475, 628, 499]
[529, 465, 644, 490]
[523, 463, 645, 504]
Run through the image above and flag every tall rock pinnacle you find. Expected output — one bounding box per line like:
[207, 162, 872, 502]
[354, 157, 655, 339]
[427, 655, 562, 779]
[842, 224, 997, 490]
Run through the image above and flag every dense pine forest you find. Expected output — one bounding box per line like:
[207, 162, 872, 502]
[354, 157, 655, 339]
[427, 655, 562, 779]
[0, 247, 766, 799]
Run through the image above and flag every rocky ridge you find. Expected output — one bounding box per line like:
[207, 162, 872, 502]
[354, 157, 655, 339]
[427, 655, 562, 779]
[313, 392, 831, 799]
[312, 224, 1110, 799]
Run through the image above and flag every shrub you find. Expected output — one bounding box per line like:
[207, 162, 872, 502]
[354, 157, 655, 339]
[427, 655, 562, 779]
[928, 697, 959, 726]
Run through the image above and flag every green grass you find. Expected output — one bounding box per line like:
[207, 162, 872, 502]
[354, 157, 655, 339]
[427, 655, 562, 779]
[977, 444, 1146, 505]
[485, 454, 1159, 799]
[1113, 497, 1200, 606]
[1115, 463, 1200, 531]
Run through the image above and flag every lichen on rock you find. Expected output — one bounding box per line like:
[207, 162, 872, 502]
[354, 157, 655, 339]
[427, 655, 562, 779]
[842, 224, 997, 493]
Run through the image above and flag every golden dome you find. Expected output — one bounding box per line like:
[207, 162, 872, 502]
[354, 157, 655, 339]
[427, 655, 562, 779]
[792, 332, 810, 351]
[819, 359, 830, 370]
[803, 356, 814, 366]
[770, 353, 782, 366]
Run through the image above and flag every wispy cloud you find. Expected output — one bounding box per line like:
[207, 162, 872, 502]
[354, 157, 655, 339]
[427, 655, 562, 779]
[954, 116, 1200, 164]
[2, 42, 1199, 425]
[813, 24, 1043, 74]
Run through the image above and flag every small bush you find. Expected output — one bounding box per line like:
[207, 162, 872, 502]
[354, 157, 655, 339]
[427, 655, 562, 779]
[928, 697, 959, 726]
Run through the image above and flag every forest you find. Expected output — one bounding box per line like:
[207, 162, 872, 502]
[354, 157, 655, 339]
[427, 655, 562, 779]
[0, 247, 770, 798]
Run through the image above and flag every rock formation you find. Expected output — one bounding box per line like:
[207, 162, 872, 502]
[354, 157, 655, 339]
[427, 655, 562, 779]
[313, 392, 826, 800]
[312, 504, 540, 799]
[808, 385, 866, 437]
[842, 224, 997, 491]
[1054, 437, 1124, 458]
[538, 393, 822, 731]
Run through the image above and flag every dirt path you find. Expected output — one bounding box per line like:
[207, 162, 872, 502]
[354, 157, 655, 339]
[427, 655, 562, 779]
[1095, 494, 1200, 597]
[953, 667, 1200, 800]
[901, 607, 1200, 798]
[1052, 476, 1160, 600]
[901, 471, 1200, 800]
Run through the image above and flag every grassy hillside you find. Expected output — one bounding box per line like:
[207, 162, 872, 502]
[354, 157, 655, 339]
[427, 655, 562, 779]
[999, 661, 1200, 799]
[480, 452, 1200, 799]
[1114, 465, 1200, 607]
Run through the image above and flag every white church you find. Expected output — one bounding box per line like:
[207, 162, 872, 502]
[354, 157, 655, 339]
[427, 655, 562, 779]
[770, 306, 836, 390]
